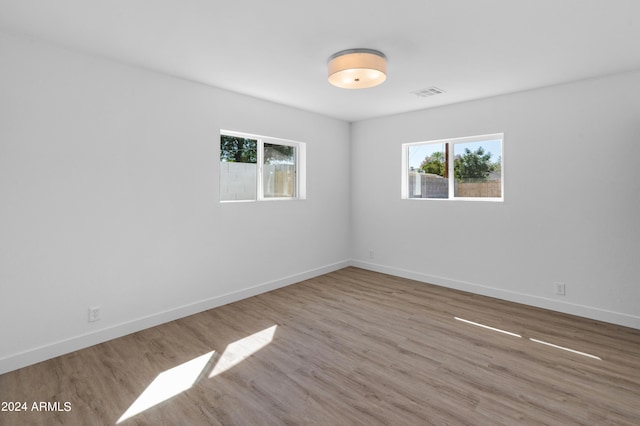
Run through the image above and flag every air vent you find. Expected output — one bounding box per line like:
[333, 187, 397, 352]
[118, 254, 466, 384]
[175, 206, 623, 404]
[412, 86, 445, 98]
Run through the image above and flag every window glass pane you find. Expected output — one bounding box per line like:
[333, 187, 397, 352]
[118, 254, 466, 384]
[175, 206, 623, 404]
[408, 143, 448, 198]
[453, 139, 502, 198]
[263, 143, 296, 198]
[220, 135, 258, 201]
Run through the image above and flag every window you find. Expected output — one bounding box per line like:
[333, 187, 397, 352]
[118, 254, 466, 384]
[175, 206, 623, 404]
[402, 133, 503, 201]
[220, 130, 306, 202]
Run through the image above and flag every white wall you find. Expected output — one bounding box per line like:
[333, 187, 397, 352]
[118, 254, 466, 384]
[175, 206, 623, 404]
[351, 71, 640, 329]
[2, 30, 638, 376]
[0, 32, 351, 374]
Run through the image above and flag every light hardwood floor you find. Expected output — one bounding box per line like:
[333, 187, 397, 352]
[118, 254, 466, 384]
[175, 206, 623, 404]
[1, 267, 639, 425]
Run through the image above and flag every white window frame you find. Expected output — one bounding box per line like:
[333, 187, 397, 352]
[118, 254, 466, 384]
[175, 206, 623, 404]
[220, 130, 306, 202]
[401, 133, 504, 201]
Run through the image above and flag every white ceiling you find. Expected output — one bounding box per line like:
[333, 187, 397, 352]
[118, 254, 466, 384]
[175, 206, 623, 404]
[1, 0, 639, 122]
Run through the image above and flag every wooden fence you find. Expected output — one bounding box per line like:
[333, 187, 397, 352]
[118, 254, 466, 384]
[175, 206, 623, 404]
[455, 179, 501, 198]
[409, 173, 501, 198]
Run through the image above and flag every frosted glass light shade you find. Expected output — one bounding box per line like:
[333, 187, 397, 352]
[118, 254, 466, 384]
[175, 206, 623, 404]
[328, 49, 387, 89]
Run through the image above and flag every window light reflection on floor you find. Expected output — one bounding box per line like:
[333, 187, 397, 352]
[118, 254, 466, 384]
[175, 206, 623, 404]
[117, 325, 277, 423]
[209, 325, 277, 378]
[117, 351, 216, 423]
[529, 338, 602, 360]
[454, 317, 522, 338]
[453, 316, 601, 361]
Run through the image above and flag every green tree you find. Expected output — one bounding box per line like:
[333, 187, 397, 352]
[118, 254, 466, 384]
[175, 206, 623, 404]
[264, 143, 294, 164]
[220, 135, 257, 163]
[491, 156, 502, 174]
[419, 151, 446, 177]
[454, 147, 493, 181]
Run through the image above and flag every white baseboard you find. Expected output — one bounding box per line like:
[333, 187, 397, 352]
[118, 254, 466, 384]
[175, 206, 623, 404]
[0, 260, 350, 375]
[351, 260, 640, 330]
[4, 259, 637, 375]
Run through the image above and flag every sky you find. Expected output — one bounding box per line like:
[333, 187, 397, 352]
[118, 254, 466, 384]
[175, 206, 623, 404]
[408, 139, 502, 170]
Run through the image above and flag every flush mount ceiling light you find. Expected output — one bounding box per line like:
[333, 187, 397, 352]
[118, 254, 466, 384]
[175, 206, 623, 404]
[328, 48, 387, 89]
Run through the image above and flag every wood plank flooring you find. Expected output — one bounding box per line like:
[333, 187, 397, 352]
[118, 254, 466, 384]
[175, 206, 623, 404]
[1, 267, 639, 425]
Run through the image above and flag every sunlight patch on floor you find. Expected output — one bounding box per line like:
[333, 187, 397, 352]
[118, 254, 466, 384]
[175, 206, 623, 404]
[454, 317, 522, 338]
[116, 324, 278, 423]
[529, 338, 602, 360]
[209, 325, 277, 378]
[453, 316, 601, 360]
[117, 351, 216, 423]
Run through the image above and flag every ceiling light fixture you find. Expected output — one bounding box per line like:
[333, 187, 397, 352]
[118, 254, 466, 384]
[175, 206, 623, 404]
[328, 48, 387, 89]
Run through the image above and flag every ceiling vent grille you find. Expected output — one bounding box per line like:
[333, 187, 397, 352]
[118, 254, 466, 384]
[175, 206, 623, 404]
[412, 86, 445, 98]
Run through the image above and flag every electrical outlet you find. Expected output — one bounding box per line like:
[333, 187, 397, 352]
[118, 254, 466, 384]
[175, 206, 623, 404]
[368, 249, 374, 259]
[554, 282, 566, 296]
[88, 306, 101, 322]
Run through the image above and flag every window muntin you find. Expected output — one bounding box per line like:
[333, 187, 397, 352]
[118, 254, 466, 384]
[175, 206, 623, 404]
[403, 133, 503, 201]
[220, 131, 305, 202]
